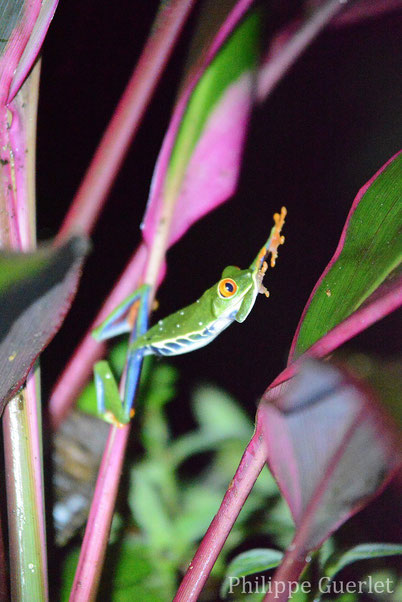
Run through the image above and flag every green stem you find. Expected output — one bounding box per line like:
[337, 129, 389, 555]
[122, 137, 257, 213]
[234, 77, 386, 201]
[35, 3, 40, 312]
[0, 62, 48, 600]
[2, 367, 48, 601]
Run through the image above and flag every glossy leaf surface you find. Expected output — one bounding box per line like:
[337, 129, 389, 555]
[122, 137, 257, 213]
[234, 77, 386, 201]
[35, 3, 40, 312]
[221, 548, 283, 597]
[323, 543, 402, 580]
[289, 152, 402, 361]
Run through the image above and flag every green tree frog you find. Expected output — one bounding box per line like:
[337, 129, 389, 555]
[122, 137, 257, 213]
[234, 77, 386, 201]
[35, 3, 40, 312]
[93, 207, 286, 425]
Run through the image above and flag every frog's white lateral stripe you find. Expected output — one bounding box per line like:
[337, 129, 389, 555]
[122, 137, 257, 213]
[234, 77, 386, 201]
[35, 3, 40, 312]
[144, 304, 241, 357]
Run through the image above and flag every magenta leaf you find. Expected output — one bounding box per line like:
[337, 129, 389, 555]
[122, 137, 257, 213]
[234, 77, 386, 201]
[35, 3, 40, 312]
[330, 0, 402, 27]
[141, 2, 259, 248]
[0, 236, 88, 414]
[289, 152, 402, 363]
[262, 360, 401, 559]
[8, 0, 59, 101]
[0, 0, 43, 103]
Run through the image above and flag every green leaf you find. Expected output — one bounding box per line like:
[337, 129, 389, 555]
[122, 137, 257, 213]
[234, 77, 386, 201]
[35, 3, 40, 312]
[263, 498, 295, 550]
[140, 362, 177, 455]
[104, 534, 175, 602]
[324, 543, 402, 580]
[109, 537, 159, 593]
[192, 384, 252, 439]
[140, 361, 177, 411]
[129, 464, 174, 552]
[318, 537, 336, 571]
[60, 548, 79, 602]
[170, 384, 252, 466]
[76, 380, 98, 416]
[166, 11, 260, 196]
[141, 9, 261, 248]
[109, 339, 130, 374]
[221, 548, 283, 598]
[174, 485, 223, 547]
[291, 153, 402, 359]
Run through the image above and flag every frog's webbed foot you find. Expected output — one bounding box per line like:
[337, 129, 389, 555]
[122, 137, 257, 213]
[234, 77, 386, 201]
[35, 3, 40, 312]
[94, 343, 146, 426]
[257, 260, 270, 297]
[94, 361, 130, 426]
[268, 206, 286, 267]
[256, 206, 286, 297]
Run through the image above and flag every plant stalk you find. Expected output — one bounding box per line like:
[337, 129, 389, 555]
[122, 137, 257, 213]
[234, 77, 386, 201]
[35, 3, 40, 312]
[3, 368, 48, 601]
[257, 0, 348, 101]
[263, 540, 308, 602]
[0, 61, 48, 601]
[0, 514, 8, 600]
[69, 423, 131, 601]
[174, 411, 267, 600]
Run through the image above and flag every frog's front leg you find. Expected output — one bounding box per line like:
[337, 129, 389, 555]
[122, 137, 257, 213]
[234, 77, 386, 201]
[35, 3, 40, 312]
[93, 284, 151, 426]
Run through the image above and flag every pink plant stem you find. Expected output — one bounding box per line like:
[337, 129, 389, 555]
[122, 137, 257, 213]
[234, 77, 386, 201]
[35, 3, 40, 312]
[49, 242, 148, 429]
[56, 0, 196, 241]
[174, 413, 268, 601]
[263, 541, 308, 602]
[69, 423, 130, 601]
[331, 0, 402, 26]
[257, 0, 348, 102]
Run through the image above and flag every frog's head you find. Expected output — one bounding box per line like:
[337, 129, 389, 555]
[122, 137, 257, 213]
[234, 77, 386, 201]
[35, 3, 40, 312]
[211, 264, 266, 323]
[212, 207, 286, 323]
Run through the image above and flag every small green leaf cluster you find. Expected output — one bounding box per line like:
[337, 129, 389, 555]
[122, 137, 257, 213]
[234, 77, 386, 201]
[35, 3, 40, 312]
[60, 355, 402, 601]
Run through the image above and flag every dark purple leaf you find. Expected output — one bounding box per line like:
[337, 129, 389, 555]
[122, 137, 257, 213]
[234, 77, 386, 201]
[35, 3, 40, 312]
[0, 236, 88, 414]
[262, 360, 401, 554]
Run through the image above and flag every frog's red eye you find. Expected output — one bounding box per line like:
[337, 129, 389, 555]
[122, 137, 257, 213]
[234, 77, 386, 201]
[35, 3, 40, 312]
[218, 278, 237, 298]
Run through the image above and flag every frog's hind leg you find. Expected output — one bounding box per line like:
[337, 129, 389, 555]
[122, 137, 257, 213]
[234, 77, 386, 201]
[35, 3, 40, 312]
[123, 347, 145, 421]
[94, 361, 128, 426]
[122, 284, 150, 420]
[92, 284, 151, 342]
[93, 285, 151, 425]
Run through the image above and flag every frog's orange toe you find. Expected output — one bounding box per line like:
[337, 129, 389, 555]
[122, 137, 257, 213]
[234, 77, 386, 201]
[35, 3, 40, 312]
[268, 206, 286, 268]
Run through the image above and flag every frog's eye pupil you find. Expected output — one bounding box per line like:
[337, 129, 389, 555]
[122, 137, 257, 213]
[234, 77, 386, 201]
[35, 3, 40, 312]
[218, 278, 238, 298]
